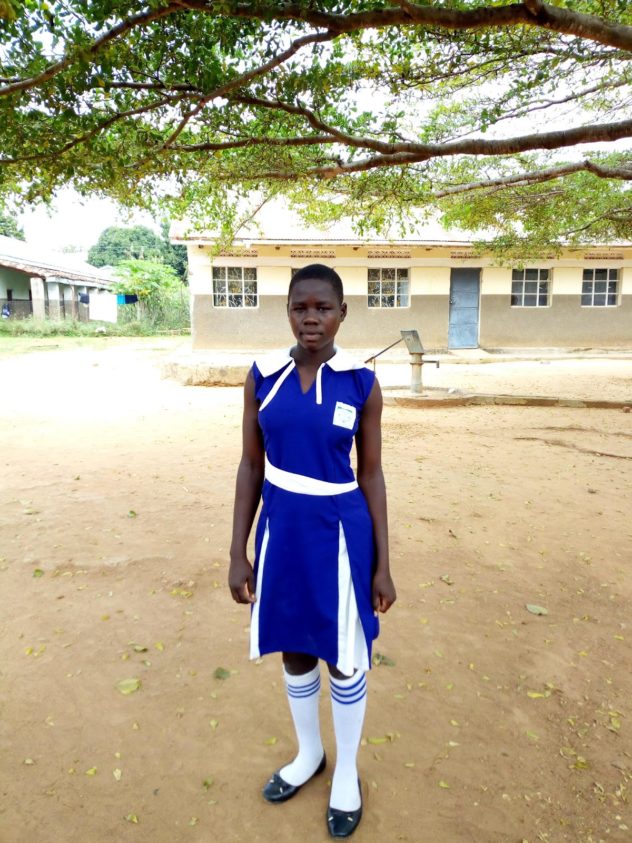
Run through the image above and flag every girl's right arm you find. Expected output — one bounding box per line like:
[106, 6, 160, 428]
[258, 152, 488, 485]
[228, 370, 265, 604]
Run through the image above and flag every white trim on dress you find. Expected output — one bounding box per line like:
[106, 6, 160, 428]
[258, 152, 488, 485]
[258, 360, 295, 412]
[249, 519, 270, 659]
[337, 521, 370, 675]
[265, 457, 358, 496]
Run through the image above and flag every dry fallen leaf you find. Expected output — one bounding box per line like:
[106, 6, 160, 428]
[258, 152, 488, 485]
[170, 588, 193, 598]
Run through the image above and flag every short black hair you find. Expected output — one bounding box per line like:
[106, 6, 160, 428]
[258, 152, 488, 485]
[288, 264, 344, 304]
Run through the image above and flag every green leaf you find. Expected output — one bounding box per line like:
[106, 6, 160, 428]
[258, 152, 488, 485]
[213, 667, 230, 680]
[33, 568, 44, 578]
[372, 653, 396, 667]
[115, 677, 141, 695]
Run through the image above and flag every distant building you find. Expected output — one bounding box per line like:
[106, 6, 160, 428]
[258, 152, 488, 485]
[0, 235, 113, 320]
[173, 207, 632, 351]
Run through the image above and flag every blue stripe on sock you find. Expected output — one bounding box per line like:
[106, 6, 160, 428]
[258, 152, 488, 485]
[330, 673, 366, 696]
[330, 673, 367, 705]
[287, 676, 321, 698]
[330, 686, 367, 705]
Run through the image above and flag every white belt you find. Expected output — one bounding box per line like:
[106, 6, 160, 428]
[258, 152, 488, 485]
[265, 457, 358, 496]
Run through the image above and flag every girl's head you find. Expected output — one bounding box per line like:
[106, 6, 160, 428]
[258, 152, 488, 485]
[287, 264, 347, 352]
[288, 264, 344, 305]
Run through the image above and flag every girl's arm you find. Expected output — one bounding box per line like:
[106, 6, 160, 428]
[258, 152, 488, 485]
[228, 370, 265, 604]
[356, 379, 396, 613]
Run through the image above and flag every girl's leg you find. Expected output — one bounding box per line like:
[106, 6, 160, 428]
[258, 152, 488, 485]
[327, 664, 366, 811]
[278, 652, 324, 786]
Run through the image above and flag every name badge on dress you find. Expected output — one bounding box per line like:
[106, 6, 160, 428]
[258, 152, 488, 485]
[332, 401, 356, 430]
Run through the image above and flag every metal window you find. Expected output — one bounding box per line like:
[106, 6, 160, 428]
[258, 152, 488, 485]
[581, 268, 618, 307]
[510, 268, 550, 307]
[212, 266, 258, 308]
[367, 268, 410, 308]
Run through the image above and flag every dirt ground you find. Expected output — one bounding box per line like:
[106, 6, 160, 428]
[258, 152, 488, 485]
[1, 339, 632, 843]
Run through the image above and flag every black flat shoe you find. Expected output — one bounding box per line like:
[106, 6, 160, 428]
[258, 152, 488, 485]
[327, 781, 363, 838]
[262, 753, 327, 803]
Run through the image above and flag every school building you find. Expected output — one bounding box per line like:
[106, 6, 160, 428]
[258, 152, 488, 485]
[172, 207, 632, 352]
[0, 235, 113, 320]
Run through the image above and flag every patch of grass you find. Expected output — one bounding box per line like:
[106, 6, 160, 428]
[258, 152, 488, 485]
[0, 318, 190, 339]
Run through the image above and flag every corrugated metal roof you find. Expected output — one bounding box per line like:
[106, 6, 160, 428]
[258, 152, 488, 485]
[0, 235, 113, 286]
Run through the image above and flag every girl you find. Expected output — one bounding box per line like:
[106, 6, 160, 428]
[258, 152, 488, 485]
[229, 263, 396, 838]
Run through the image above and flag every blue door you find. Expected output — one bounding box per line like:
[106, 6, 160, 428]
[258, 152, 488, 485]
[448, 269, 480, 349]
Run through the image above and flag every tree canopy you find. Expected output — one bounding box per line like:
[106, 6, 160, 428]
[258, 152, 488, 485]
[0, 211, 25, 240]
[88, 224, 188, 278]
[88, 225, 167, 266]
[1, 1, 632, 254]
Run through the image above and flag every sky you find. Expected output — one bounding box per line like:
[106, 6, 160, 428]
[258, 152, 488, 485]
[17, 188, 159, 256]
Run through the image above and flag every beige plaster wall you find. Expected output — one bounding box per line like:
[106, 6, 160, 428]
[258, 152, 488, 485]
[191, 294, 449, 350]
[480, 295, 632, 347]
[482, 264, 632, 297]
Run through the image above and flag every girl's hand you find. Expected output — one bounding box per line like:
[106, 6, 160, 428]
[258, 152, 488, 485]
[372, 570, 396, 614]
[228, 557, 256, 604]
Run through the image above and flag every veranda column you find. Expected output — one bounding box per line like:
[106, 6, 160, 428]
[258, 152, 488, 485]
[30, 276, 46, 319]
[47, 281, 61, 320]
[69, 285, 78, 320]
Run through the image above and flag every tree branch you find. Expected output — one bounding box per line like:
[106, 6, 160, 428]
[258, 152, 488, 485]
[561, 204, 632, 237]
[179, 0, 632, 51]
[222, 104, 632, 176]
[171, 134, 337, 152]
[0, 94, 187, 165]
[429, 160, 632, 201]
[156, 28, 336, 152]
[0, 3, 185, 98]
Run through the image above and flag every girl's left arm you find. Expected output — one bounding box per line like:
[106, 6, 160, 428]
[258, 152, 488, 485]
[356, 379, 397, 613]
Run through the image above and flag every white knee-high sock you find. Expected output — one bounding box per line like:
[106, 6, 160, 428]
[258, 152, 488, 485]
[329, 671, 367, 811]
[279, 665, 324, 786]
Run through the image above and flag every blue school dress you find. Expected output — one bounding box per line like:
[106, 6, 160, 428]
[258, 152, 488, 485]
[249, 348, 380, 674]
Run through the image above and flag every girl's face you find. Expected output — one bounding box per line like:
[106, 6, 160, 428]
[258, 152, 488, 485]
[287, 278, 347, 353]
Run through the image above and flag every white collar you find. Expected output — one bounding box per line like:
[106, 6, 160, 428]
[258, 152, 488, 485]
[254, 347, 366, 377]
